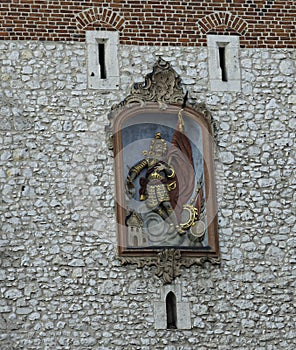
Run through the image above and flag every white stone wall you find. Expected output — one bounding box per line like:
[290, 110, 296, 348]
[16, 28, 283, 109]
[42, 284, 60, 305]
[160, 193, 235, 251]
[0, 40, 295, 349]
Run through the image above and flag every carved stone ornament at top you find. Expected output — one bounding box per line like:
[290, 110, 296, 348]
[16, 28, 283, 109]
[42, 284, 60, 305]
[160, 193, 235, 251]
[110, 58, 220, 284]
[112, 58, 184, 110]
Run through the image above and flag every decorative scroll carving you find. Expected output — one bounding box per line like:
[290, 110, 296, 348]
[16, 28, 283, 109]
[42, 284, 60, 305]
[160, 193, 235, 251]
[112, 57, 184, 111]
[119, 250, 221, 284]
[109, 58, 220, 283]
[155, 249, 182, 284]
[106, 58, 216, 151]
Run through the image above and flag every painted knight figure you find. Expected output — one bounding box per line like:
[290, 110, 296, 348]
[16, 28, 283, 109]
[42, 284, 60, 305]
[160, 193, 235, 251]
[124, 108, 206, 248]
[109, 58, 219, 262]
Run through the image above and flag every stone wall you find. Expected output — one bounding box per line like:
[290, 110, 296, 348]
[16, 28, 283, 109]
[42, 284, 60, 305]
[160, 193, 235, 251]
[0, 40, 295, 349]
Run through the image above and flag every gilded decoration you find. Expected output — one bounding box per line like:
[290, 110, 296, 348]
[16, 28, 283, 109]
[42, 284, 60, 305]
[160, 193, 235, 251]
[109, 59, 220, 284]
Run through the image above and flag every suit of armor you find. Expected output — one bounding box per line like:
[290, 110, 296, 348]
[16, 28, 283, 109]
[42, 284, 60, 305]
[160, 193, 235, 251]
[126, 133, 178, 229]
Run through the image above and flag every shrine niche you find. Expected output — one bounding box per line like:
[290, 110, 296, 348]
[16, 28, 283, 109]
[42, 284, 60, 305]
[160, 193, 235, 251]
[107, 58, 220, 283]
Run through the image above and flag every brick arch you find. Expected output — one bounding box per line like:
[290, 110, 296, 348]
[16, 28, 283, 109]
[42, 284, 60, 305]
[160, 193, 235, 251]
[76, 7, 125, 31]
[197, 12, 248, 35]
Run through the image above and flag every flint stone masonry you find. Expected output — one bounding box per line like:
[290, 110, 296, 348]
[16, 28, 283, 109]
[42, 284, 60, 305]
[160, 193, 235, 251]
[0, 40, 295, 349]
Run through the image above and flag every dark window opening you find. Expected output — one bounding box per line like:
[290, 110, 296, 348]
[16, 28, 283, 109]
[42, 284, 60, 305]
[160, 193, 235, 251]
[218, 46, 228, 82]
[166, 292, 177, 329]
[98, 43, 107, 79]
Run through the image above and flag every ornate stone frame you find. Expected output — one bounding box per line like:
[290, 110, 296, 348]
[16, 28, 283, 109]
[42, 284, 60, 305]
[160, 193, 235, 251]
[107, 59, 220, 283]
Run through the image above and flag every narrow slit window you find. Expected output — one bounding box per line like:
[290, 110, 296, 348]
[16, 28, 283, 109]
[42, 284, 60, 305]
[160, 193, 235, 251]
[218, 46, 227, 82]
[86, 31, 119, 89]
[207, 35, 241, 91]
[98, 42, 107, 79]
[166, 292, 177, 329]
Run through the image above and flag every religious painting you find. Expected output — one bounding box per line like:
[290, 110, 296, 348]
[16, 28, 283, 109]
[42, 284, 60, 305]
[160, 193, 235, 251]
[107, 59, 219, 282]
[123, 111, 205, 248]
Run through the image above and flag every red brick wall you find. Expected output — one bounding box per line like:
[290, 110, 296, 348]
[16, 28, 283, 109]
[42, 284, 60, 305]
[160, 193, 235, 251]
[0, 0, 295, 47]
